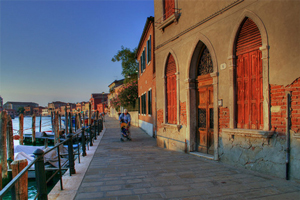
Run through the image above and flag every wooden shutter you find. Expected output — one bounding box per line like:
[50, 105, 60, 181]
[236, 18, 262, 55]
[166, 54, 177, 124]
[236, 18, 263, 130]
[164, 0, 175, 19]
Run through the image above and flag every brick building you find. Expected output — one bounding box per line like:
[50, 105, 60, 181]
[48, 101, 67, 115]
[154, 0, 300, 180]
[90, 93, 108, 112]
[136, 16, 156, 137]
[33, 106, 45, 116]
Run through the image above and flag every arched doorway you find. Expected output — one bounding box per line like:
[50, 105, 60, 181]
[235, 18, 263, 130]
[196, 45, 214, 154]
[165, 53, 177, 124]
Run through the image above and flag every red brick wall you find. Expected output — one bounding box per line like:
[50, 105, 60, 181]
[137, 20, 155, 125]
[271, 77, 300, 134]
[219, 107, 229, 133]
[180, 101, 187, 126]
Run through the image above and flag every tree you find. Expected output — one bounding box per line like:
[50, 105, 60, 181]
[112, 46, 138, 83]
[118, 80, 138, 108]
[110, 81, 138, 111]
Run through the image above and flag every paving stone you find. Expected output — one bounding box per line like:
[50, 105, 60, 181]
[105, 189, 132, 196]
[74, 116, 300, 200]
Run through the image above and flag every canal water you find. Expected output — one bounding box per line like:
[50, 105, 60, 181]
[12, 116, 65, 146]
[2, 116, 66, 199]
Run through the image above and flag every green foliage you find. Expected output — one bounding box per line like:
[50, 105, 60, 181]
[110, 80, 138, 110]
[17, 107, 25, 114]
[118, 80, 138, 108]
[112, 46, 138, 82]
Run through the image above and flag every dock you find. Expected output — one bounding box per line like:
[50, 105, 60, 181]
[49, 116, 300, 200]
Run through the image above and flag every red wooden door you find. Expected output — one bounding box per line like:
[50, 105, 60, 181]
[236, 50, 263, 129]
[236, 18, 263, 130]
[197, 83, 214, 155]
[166, 54, 177, 124]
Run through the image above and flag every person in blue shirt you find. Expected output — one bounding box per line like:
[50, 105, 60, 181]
[119, 109, 131, 141]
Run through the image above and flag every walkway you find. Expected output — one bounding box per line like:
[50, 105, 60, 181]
[74, 116, 300, 200]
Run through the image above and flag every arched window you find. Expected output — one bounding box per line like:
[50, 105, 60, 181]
[235, 18, 263, 130]
[198, 46, 213, 76]
[166, 54, 177, 124]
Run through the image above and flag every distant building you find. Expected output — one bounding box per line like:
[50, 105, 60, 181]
[24, 106, 32, 116]
[3, 101, 38, 113]
[89, 93, 108, 112]
[42, 108, 49, 116]
[76, 102, 82, 113]
[97, 103, 107, 114]
[3, 109, 16, 119]
[66, 103, 76, 113]
[108, 79, 124, 117]
[33, 106, 45, 116]
[48, 101, 67, 115]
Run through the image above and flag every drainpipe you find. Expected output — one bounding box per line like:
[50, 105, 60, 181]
[285, 91, 291, 180]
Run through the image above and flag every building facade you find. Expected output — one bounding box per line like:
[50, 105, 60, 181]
[90, 93, 108, 112]
[108, 79, 124, 117]
[33, 106, 45, 116]
[48, 101, 67, 115]
[154, 0, 300, 180]
[137, 16, 156, 137]
[3, 102, 38, 113]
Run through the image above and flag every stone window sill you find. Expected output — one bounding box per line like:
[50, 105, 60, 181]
[162, 123, 181, 132]
[222, 128, 274, 139]
[157, 12, 180, 32]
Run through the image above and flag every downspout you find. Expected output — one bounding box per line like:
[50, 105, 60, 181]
[285, 91, 291, 180]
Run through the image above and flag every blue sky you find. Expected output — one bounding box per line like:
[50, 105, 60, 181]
[0, 0, 154, 107]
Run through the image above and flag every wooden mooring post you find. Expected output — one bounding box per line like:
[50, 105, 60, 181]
[11, 159, 28, 200]
[7, 115, 14, 169]
[69, 112, 72, 133]
[32, 114, 36, 145]
[64, 107, 67, 135]
[59, 114, 62, 131]
[39, 114, 42, 132]
[54, 112, 59, 144]
[0, 112, 8, 182]
[19, 114, 24, 145]
[88, 102, 91, 125]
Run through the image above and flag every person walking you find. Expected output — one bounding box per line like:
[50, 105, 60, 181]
[119, 109, 131, 141]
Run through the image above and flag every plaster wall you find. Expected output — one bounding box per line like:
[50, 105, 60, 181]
[154, 0, 300, 179]
[139, 120, 154, 137]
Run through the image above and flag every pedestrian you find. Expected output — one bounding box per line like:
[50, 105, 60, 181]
[119, 109, 131, 140]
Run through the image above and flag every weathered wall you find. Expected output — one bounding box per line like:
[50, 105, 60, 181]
[219, 78, 300, 180]
[129, 111, 139, 127]
[154, 0, 300, 179]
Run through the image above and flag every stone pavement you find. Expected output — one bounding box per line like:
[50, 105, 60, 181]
[74, 116, 300, 200]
